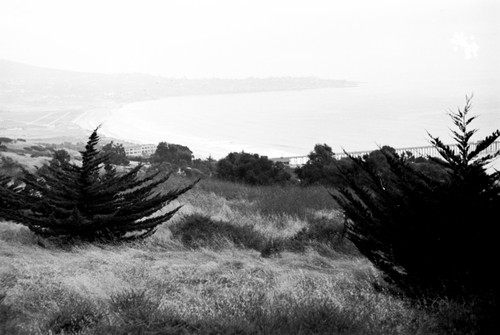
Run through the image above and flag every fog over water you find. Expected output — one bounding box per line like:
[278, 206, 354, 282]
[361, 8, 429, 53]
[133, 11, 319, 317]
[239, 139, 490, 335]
[97, 78, 499, 160]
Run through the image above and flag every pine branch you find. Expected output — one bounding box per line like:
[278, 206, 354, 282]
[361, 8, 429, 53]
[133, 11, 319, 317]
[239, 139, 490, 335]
[2, 127, 197, 242]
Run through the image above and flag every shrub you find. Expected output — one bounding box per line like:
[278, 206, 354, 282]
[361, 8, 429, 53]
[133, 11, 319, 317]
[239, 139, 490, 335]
[46, 298, 103, 334]
[284, 214, 355, 256]
[100, 141, 129, 166]
[0, 293, 17, 335]
[109, 289, 160, 326]
[293, 216, 345, 245]
[0, 127, 199, 242]
[170, 213, 263, 250]
[29, 145, 46, 152]
[295, 143, 338, 185]
[151, 142, 193, 168]
[332, 96, 500, 300]
[259, 237, 286, 258]
[297, 144, 448, 188]
[0, 156, 24, 178]
[216, 151, 291, 185]
[0, 137, 13, 144]
[254, 185, 336, 219]
[100, 289, 193, 334]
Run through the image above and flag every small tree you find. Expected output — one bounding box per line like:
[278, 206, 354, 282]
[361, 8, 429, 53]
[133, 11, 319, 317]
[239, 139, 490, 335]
[101, 141, 129, 166]
[332, 96, 499, 297]
[52, 149, 71, 165]
[216, 151, 291, 185]
[295, 144, 337, 185]
[151, 142, 193, 169]
[0, 128, 198, 242]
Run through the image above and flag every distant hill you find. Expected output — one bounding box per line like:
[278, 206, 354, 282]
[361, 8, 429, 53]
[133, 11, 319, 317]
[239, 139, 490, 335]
[0, 59, 357, 108]
[0, 59, 357, 145]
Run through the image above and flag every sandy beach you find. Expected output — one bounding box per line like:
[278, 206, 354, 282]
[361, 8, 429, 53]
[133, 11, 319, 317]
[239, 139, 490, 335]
[72, 104, 119, 133]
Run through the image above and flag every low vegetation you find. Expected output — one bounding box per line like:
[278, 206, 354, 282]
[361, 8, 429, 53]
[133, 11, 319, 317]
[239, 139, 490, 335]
[0, 183, 480, 335]
[216, 151, 291, 185]
[0, 96, 498, 334]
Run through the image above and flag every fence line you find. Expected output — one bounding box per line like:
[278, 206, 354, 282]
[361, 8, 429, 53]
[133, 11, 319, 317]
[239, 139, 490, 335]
[281, 141, 500, 167]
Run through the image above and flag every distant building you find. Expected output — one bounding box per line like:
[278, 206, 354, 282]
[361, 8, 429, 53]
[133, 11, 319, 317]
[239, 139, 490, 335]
[270, 156, 309, 168]
[124, 144, 157, 157]
[289, 156, 309, 167]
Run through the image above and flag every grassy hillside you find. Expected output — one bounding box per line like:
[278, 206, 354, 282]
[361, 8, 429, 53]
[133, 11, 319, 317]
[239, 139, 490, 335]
[0, 174, 481, 334]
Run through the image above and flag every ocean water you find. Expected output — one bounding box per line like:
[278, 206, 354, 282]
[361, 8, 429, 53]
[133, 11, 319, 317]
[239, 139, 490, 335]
[100, 79, 499, 160]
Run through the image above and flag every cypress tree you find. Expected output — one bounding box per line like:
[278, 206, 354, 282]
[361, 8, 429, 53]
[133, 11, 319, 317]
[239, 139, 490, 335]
[0, 174, 21, 220]
[331, 96, 499, 297]
[0, 127, 198, 242]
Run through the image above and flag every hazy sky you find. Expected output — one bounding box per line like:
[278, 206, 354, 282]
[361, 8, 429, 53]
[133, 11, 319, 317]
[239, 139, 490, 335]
[0, 0, 499, 82]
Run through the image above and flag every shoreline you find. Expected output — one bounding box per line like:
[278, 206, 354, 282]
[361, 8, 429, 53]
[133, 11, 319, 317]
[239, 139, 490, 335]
[72, 103, 121, 132]
[68, 84, 500, 162]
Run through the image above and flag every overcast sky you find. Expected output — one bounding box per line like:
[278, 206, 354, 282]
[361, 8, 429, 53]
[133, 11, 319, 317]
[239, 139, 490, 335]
[0, 0, 498, 82]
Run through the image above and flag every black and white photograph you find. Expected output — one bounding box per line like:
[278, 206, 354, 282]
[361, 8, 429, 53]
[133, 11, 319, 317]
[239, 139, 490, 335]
[1, 1, 498, 334]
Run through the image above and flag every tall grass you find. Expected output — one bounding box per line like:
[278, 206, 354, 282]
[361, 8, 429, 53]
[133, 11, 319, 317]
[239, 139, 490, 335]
[194, 177, 338, 219]
[0, 175, 487, 334]
[1, 222, 448, 335]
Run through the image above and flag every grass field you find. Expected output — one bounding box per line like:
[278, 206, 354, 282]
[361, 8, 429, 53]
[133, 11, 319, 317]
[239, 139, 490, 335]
[0, 176, 484, 334]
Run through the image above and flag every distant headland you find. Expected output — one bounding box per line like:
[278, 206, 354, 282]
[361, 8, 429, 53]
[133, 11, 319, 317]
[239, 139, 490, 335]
[0, 59, 357, 108]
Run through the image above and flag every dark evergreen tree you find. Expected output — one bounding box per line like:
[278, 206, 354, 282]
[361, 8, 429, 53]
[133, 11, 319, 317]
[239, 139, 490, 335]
[0, 174, 20, 220]
[0, 128, 198, 242]
[331, 96, 499, 298]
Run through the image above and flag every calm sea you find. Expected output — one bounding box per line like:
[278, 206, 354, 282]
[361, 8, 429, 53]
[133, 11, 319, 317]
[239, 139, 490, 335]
[101, 79, 499, 160]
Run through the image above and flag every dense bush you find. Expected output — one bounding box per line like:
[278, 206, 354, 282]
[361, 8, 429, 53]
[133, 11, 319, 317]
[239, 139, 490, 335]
[295, 143, 338, 185]
[296, 143, 447, 187]
[332, 96, 499, 301]
[292, 216, 345, 246]
[151, 142, 193, 168]
[0, 156, 24, 178]
[0, 137, 10, 151]
[170, 214, 263, 250]
[100, 141, 129, 166]
[254, 185, 336, 219]
[216, 151, 291, 185]
[46, 297, 103, 334]
[36, 149, 71, 177]
[191, 156, 217, 177]
[0, 293, 16, 335]
[0, 127, 198, 242]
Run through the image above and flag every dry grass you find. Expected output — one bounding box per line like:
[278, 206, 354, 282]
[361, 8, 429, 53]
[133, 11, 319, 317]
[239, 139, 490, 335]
[1, 223, 431, 334]
[0, 177, 482, 334]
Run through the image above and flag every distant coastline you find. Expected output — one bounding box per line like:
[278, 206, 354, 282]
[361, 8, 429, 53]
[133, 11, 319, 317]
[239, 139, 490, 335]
[1, 59, 358, 147]
[0, 59, 357, 108]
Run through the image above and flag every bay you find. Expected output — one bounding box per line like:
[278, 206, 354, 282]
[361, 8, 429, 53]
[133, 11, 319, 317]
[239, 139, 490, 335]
[98, 79, 499, 160]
